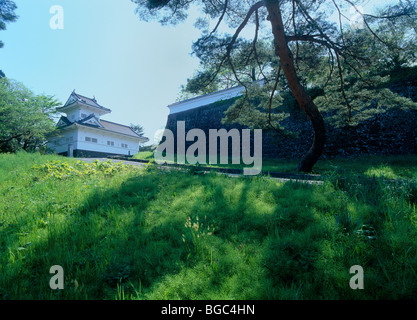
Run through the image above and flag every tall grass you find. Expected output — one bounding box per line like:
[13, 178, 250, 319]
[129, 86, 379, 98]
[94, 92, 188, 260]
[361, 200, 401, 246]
[0, 152, 416, 299]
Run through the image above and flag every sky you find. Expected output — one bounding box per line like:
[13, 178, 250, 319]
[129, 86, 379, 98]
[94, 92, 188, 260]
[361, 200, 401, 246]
[0, 0, 398, 145]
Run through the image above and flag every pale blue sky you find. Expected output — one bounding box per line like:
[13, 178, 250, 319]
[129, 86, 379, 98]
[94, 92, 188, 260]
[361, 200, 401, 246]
[0, 0, 396, 144]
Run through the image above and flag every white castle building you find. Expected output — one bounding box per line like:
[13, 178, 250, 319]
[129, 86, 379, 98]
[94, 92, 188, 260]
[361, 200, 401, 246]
[47, 90, 148, 157]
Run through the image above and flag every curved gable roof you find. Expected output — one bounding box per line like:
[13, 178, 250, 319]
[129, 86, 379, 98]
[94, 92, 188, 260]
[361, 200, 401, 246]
[58, 91, 112, 113]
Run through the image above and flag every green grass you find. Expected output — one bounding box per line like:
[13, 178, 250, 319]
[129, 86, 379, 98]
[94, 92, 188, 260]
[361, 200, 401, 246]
[132, 151, 154, 161]
[134, 150, 417, 179]
[1, 152, 417, 299]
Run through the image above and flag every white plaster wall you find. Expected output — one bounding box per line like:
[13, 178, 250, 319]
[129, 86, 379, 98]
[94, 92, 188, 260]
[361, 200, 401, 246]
[168, 85, 244, 115]
[66, 106, 101, 122]
[47, 129, 78, 154]
[76, 127, 140, 155]
[48, 127, 140, 156]
[168, 80, 266, 115]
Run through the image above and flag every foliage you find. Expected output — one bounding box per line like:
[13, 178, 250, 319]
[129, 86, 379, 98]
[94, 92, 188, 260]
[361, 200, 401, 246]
[180, 39, 277, 99]
[129, 123, 145, 136]
[32, 159, 140, 180]
[0, 78, 60, 153]
[132, 151, 154, 161]
[0, 0, 18, 77]
[366, 0, 417, 73]
[308, 12, 417, 127]
[334, 205, 362, 236]
[182, 215, 215, 258]
[222, 80, 289, 132]
[314, 74, 417, 127]
[132, 0, 417, 172]
[185, 21, 417, 130]
[0, 0, 17, 45]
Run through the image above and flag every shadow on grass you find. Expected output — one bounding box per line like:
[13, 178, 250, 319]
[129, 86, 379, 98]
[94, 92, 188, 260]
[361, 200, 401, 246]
[314, 154, 417, 180]
[2, 165, 417, 300]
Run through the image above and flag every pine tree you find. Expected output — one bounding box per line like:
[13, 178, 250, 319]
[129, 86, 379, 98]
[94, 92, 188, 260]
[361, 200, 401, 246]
[132, 0, 417, 172]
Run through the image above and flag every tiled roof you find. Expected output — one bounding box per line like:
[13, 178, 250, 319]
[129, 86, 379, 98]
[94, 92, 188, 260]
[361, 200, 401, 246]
[55, 91, 149, 142]
[58, 119, 148, 141]
[58, 116, 72, 126]
[58, 91, 112, 113]
[72, 92, 110, 111]
[100, 120, 146, 139]
[78, 114, 102, 126]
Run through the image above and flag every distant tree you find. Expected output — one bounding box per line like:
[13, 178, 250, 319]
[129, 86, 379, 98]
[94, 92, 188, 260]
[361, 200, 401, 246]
[0, 78, 60, 153]
[132, 0, 416, 172]
[130, 123, 145, 136]
[0, 0, 18, 77]
[130, 123, 147, 150]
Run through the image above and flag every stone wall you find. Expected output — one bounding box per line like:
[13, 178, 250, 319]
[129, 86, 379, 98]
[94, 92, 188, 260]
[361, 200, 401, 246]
[164, 76, 417, 160]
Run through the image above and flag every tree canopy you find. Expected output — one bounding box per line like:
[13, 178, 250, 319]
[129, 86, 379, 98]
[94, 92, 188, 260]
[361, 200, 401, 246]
[0, 0, 18, 77]
[133, 0, 417, 172]
[130, 123, 145, 136]
[0, 78, 60, 153]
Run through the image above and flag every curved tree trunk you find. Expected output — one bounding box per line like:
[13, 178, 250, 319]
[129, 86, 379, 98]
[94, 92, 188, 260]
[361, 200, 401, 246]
[265, 1, 326, 172]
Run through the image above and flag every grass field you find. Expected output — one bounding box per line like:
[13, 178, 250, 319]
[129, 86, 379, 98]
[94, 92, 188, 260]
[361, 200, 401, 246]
[134, 150, 417, 179]
[1, 152, 417, 299]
